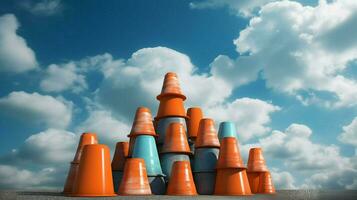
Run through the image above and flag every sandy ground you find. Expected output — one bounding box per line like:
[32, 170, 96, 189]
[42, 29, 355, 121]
[1, 190, 357, 200]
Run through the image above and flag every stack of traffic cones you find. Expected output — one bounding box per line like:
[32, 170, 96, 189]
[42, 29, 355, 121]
[160, 122, 192, 180]
[118, 158, 152, 195]
[214, 137, 252, 196]
[127, 107, 165, 194]
[218, 121, 238, 141]
[186, 107, 203, 152]
[111, 141, 129, 193]
[155, 72, 189, 152]
[247, 148, 275, 194]
[63, 133, 98, 195]
[71, 144, 116, 197]
[193, 118, 220, 194]
[166, 161, 197, 195]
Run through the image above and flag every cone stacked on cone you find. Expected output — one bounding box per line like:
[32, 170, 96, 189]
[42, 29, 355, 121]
[193, 118, 220, 194]
[63, 133, 98, 195]
[214, 137, 251, 196]
[160, 122, 191, 180]
[186, 107, 203, 141]
[71, 144, 116, 197]
[118, 158, 152, 195]
[111, 142, 129, 193]
[247, 148, 275, 194]
[166, 161, 197, 195]
[218, 121, 238, 141]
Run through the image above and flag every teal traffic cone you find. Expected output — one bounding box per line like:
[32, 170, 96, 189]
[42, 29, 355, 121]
[218, 121, 238, 141]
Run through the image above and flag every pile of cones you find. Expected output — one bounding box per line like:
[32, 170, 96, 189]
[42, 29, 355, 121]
[63, 72, 275, 196]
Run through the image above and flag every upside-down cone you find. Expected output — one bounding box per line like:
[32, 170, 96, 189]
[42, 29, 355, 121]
[247, 148, 269, 172]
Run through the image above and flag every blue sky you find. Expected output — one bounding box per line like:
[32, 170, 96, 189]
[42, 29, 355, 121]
[0, 0, 357, 190]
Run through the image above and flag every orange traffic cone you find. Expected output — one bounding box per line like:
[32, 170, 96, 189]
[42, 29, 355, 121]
[247, 147, 270, 193]
[112, 142, 129, 171]
[166, 161, 197, 195]
[195, 118, 220, 148]
[128, 107, 157, 138]
[118, 158, 152, 195]
[186, 107, 203, 140]
[258, 171, 275, 194]
[216, 137, 245, 169]
[156, 72, 187, 120]
[214, 168, 252, 195]
[63, 133, 98, 194]
[160, 122, 191, 154]
[71, 144, 116, 197]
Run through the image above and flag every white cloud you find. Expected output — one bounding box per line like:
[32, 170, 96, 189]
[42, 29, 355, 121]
[205, 97, 280, 141]
[189, 0, 277, 17]
[0, 14, 38, 73]
[339, 117, 357, 147]
[76, 109, 130, 150]
[0, 91, 72, 128]
[210, 0, 357, 108]
[20, 0, 63, 16]
[40, 62, 87, 93]
[271, 169, 296, 189]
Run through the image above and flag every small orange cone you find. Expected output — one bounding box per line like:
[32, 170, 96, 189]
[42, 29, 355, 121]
[195, 118, 220, 148]
[63, 132, 98, 194]
[128, 107, 157, 138]
[216, 137, 245, 169]
[156, 72, 187, 120]
[186, 107, 203, 140]
[71, 144, 116, 197]
[166, 161, 197, 195]
[112, 142, 129, 171]
[258, 171, 275, 194]
[214, 168, 252, 195]
[118, 158, 152, 195]
[161, 122, 191, 154]
[247, 148, 268, 172]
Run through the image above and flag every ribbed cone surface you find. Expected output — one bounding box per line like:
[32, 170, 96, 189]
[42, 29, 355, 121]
[195, 118, 220, 148]
[63, 162, 79, 194]
[118, 158, 152, 195]
[214, 168, 252, 195]
[157, 72, 186, 100]
[216, 137, 245, 169]
[129, 107, 156, 137]
[112, 142, 129, 171]
[258, 171, 275, 194]
[72, 133, 98, 163]
[247, 172, 261, 193]
[161, 123, 191, 154]
[186, 107, 203, 139]
[247, 148, 269, 172]
[166, 161, 197, 195]
[128, 137, 135, 157]
[71, 144, 116, 197]
[156, 96, 187, 119]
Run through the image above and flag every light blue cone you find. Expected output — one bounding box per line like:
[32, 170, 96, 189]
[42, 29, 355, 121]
[156, 117, 187, 144]
[193, 148, 219, 172]
[132, 135, 163, 176]
[218, 121, 238, 140]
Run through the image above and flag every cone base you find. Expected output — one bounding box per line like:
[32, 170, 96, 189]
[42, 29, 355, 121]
[214, 169, 252, 196]
[70, 193, 117, 197]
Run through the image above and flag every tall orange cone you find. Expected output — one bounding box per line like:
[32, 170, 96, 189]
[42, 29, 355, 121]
[71, 144, 116, 197]
[156, 72, 187, 120]
[63, 133, 98, 194]
[195, 118, 220, 148]
[166, 161, 197, 195]
[258, 171, 275, 194]
[118, 158, 152, 195]
[161, 122, 191, 154]
[216, 137, 245, 169]
[214, 168, 252, 195]
[186, 107, 203, 140]
[128, 107, 157, 138]
[247, 147, 270, 193]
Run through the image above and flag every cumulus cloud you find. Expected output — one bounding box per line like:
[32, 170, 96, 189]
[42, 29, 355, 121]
[210, 0, 357, 108]
[0, 91, 72, 128]
[271, 169, 296, 189]
[205, 97, 280, 141]
[40, 62, 87, 93]
[339, 117, 357, 147]
[189, 0, 277, 17]
[0, 14, 38, 73]
[20, 0, 63, 16]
